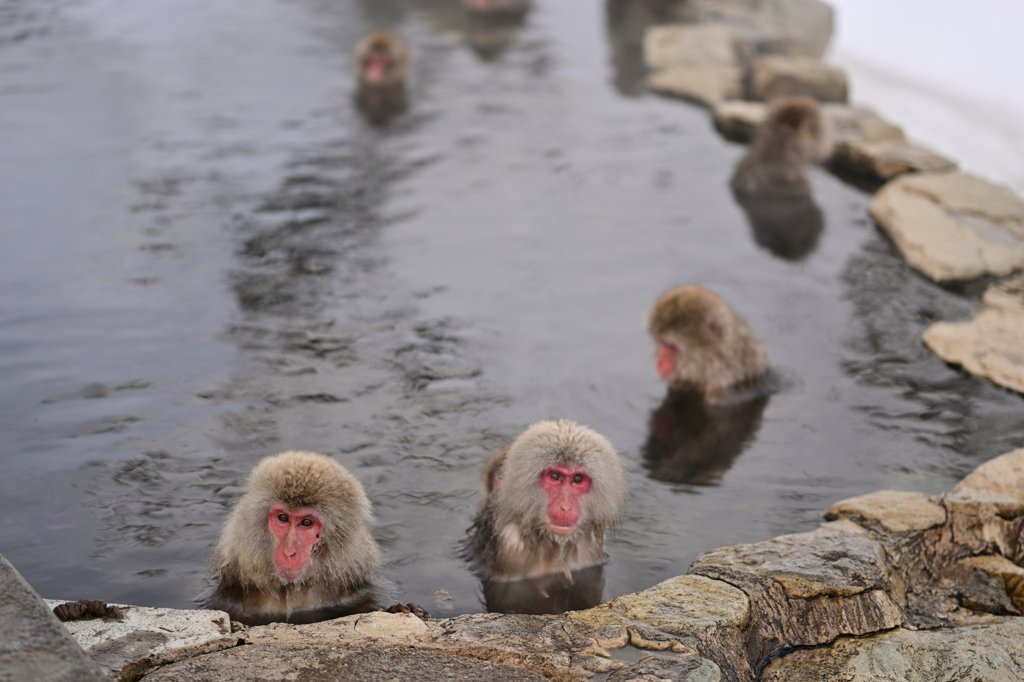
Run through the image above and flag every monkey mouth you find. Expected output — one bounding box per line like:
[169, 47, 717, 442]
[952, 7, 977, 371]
[546, 523, 579, 537]
[276, 567, 305, 583]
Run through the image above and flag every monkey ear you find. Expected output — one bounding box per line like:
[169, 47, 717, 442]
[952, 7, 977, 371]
[490, 472, 502, 493]
[708, 317, 723, 339]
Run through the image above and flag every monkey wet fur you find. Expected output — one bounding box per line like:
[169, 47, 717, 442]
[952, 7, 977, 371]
[730, 96, 829, 197]
[463, 420, 625, 583]
[203, 451, 407, 625]
[649, 285, 771, 403]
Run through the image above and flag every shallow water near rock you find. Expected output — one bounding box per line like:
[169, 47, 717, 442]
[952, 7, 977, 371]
[0, 0, 1022, 618]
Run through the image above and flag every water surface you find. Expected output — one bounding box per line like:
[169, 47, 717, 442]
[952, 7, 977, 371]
[1, 0, 1021, 617]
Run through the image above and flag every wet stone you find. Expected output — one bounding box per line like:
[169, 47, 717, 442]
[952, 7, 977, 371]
[761, 618, 1024, 682]
[44, 599, 237, 681]
[643, 24, 744, 106]
[870, 171, 1024, 281]
[0, 554, 108, 682]
[143, 644, 549, 682]
[831, 138, 957, 181]
[923, 275, 1024, 395]
[825, 490, 946, 533]
[607, 653, 722, 682]
[748, 55, 848, 102]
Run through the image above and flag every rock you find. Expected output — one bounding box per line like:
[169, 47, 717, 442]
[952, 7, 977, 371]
[923, 276, 1024, 394]
[0, 554, 108, 682]
[958, 555, 1024, 613]
[569, 574, 751, 679]
[144, 644, 549, 682]
[952, 446, 1024, 506]
[712, 100, 768, 142]
[669, 0, 834, 59]
[831, 138, 957, 181]
[761, 618, 1024, 682]
[689, 525, 905, 669]
[825, 490, 946, 533]
[608, 654, 723, 682]
[43, 600, 238, 681]
[648, 67, 744, 107]
[643, 24, 744, 106]
[748, 55, 848, 102]
[869, 171, 1024, 281]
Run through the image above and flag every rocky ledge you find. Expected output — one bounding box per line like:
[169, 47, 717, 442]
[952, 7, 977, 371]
[8, 448, 1021, 681]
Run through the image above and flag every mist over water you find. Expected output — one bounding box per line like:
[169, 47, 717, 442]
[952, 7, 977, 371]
[1, 0, 1021, 617]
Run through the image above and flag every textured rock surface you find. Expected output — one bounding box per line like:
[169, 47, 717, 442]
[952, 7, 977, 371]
[43, 600, 237, 681]
[923, 275, 1024, 394]
[607, 653, 722, 682]
[690, 525, 904, 670]
[748, 55, 847, 102]
[145, 644, 550, 682]
[0, 554, 108, 682]
[761, 618, 1024, 682]
[870, 171, 1024, 281]
[643, 24, 743, 106]
[825, 490, 946, 533]
[831, 138, 957, 181]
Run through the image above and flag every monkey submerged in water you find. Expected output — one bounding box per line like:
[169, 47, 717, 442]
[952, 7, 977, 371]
[730, 96, 829, 197]
[353, 32, 409, 125]
[462, 420, 625, 614]
[648, 285, 773, 403]
[202, 451, 425, 625]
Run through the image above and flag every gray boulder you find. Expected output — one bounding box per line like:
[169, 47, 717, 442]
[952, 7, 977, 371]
[923, 274, 1024, 394]
[748, 55, 848, 102]
[870, 171, 1024, 281]
[0, 554, 108, 682]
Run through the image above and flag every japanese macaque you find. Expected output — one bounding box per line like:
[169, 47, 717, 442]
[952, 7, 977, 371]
[462, 420, 625, 614]
[648, 286, 771, 402]
[643, 389, 768, 485]
[354, 32, 409, 125]
[462, 0, 531, 61]
[202, 451, 416, 626]
[730, 97, 829, 197]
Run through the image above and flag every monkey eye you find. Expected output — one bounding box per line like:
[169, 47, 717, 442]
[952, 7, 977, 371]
[573, 474, 584, 484]
[300, 519, 313, 527]
[277, 513, 289, 523]
[549, 471, 560, 481]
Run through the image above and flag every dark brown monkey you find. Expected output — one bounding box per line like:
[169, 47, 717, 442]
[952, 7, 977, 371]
[730, 97, 829, 197]
[462, 0, 531, 60]
[354, 32, 410, 125]
[462, 0, 531, 16]
[202, 450, 419, 625]
[648, 286, 771, 402]
[462, 420, 624, 614]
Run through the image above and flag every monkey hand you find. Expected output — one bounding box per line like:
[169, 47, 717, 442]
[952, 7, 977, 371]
[382, 602, 430, 620]
[53, 599, 125, 622]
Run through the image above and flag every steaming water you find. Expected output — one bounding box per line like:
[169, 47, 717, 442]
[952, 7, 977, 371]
[1, 0, 1022, 616]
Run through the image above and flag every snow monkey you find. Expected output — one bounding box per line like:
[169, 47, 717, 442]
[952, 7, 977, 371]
[355, 31, 409, 89]
[202, 450, 424, 625]
[354, 32, 409, 125]
[462, 420, 625, 595]
[730, 96, 829, 196]
[648, 285, 772, 403]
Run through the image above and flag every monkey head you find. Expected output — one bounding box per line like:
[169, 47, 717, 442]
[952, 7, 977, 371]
[489, 420, 624, 545]
[214, 451, 382, 589]
[354, 32, 409, 89]
[648, 286, 769, 401]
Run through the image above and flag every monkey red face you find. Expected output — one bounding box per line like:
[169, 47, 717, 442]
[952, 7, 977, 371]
[268, 506, 323, 582]
[539, 467, 591, 536]
[362, 48, 392, 84]
[655, 340, 678, 382]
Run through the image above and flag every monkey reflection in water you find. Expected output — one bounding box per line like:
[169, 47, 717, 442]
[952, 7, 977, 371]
[731, 97, 830, 262]
[645, 286, 779, 484]
[462, 0, 532, 61]
[201, 451, 427, 625]
[353, 32, 409, 126]
[461, 420, 625, 614]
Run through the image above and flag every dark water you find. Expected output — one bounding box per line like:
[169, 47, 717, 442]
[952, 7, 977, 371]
[1, 0, 1022, 618]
